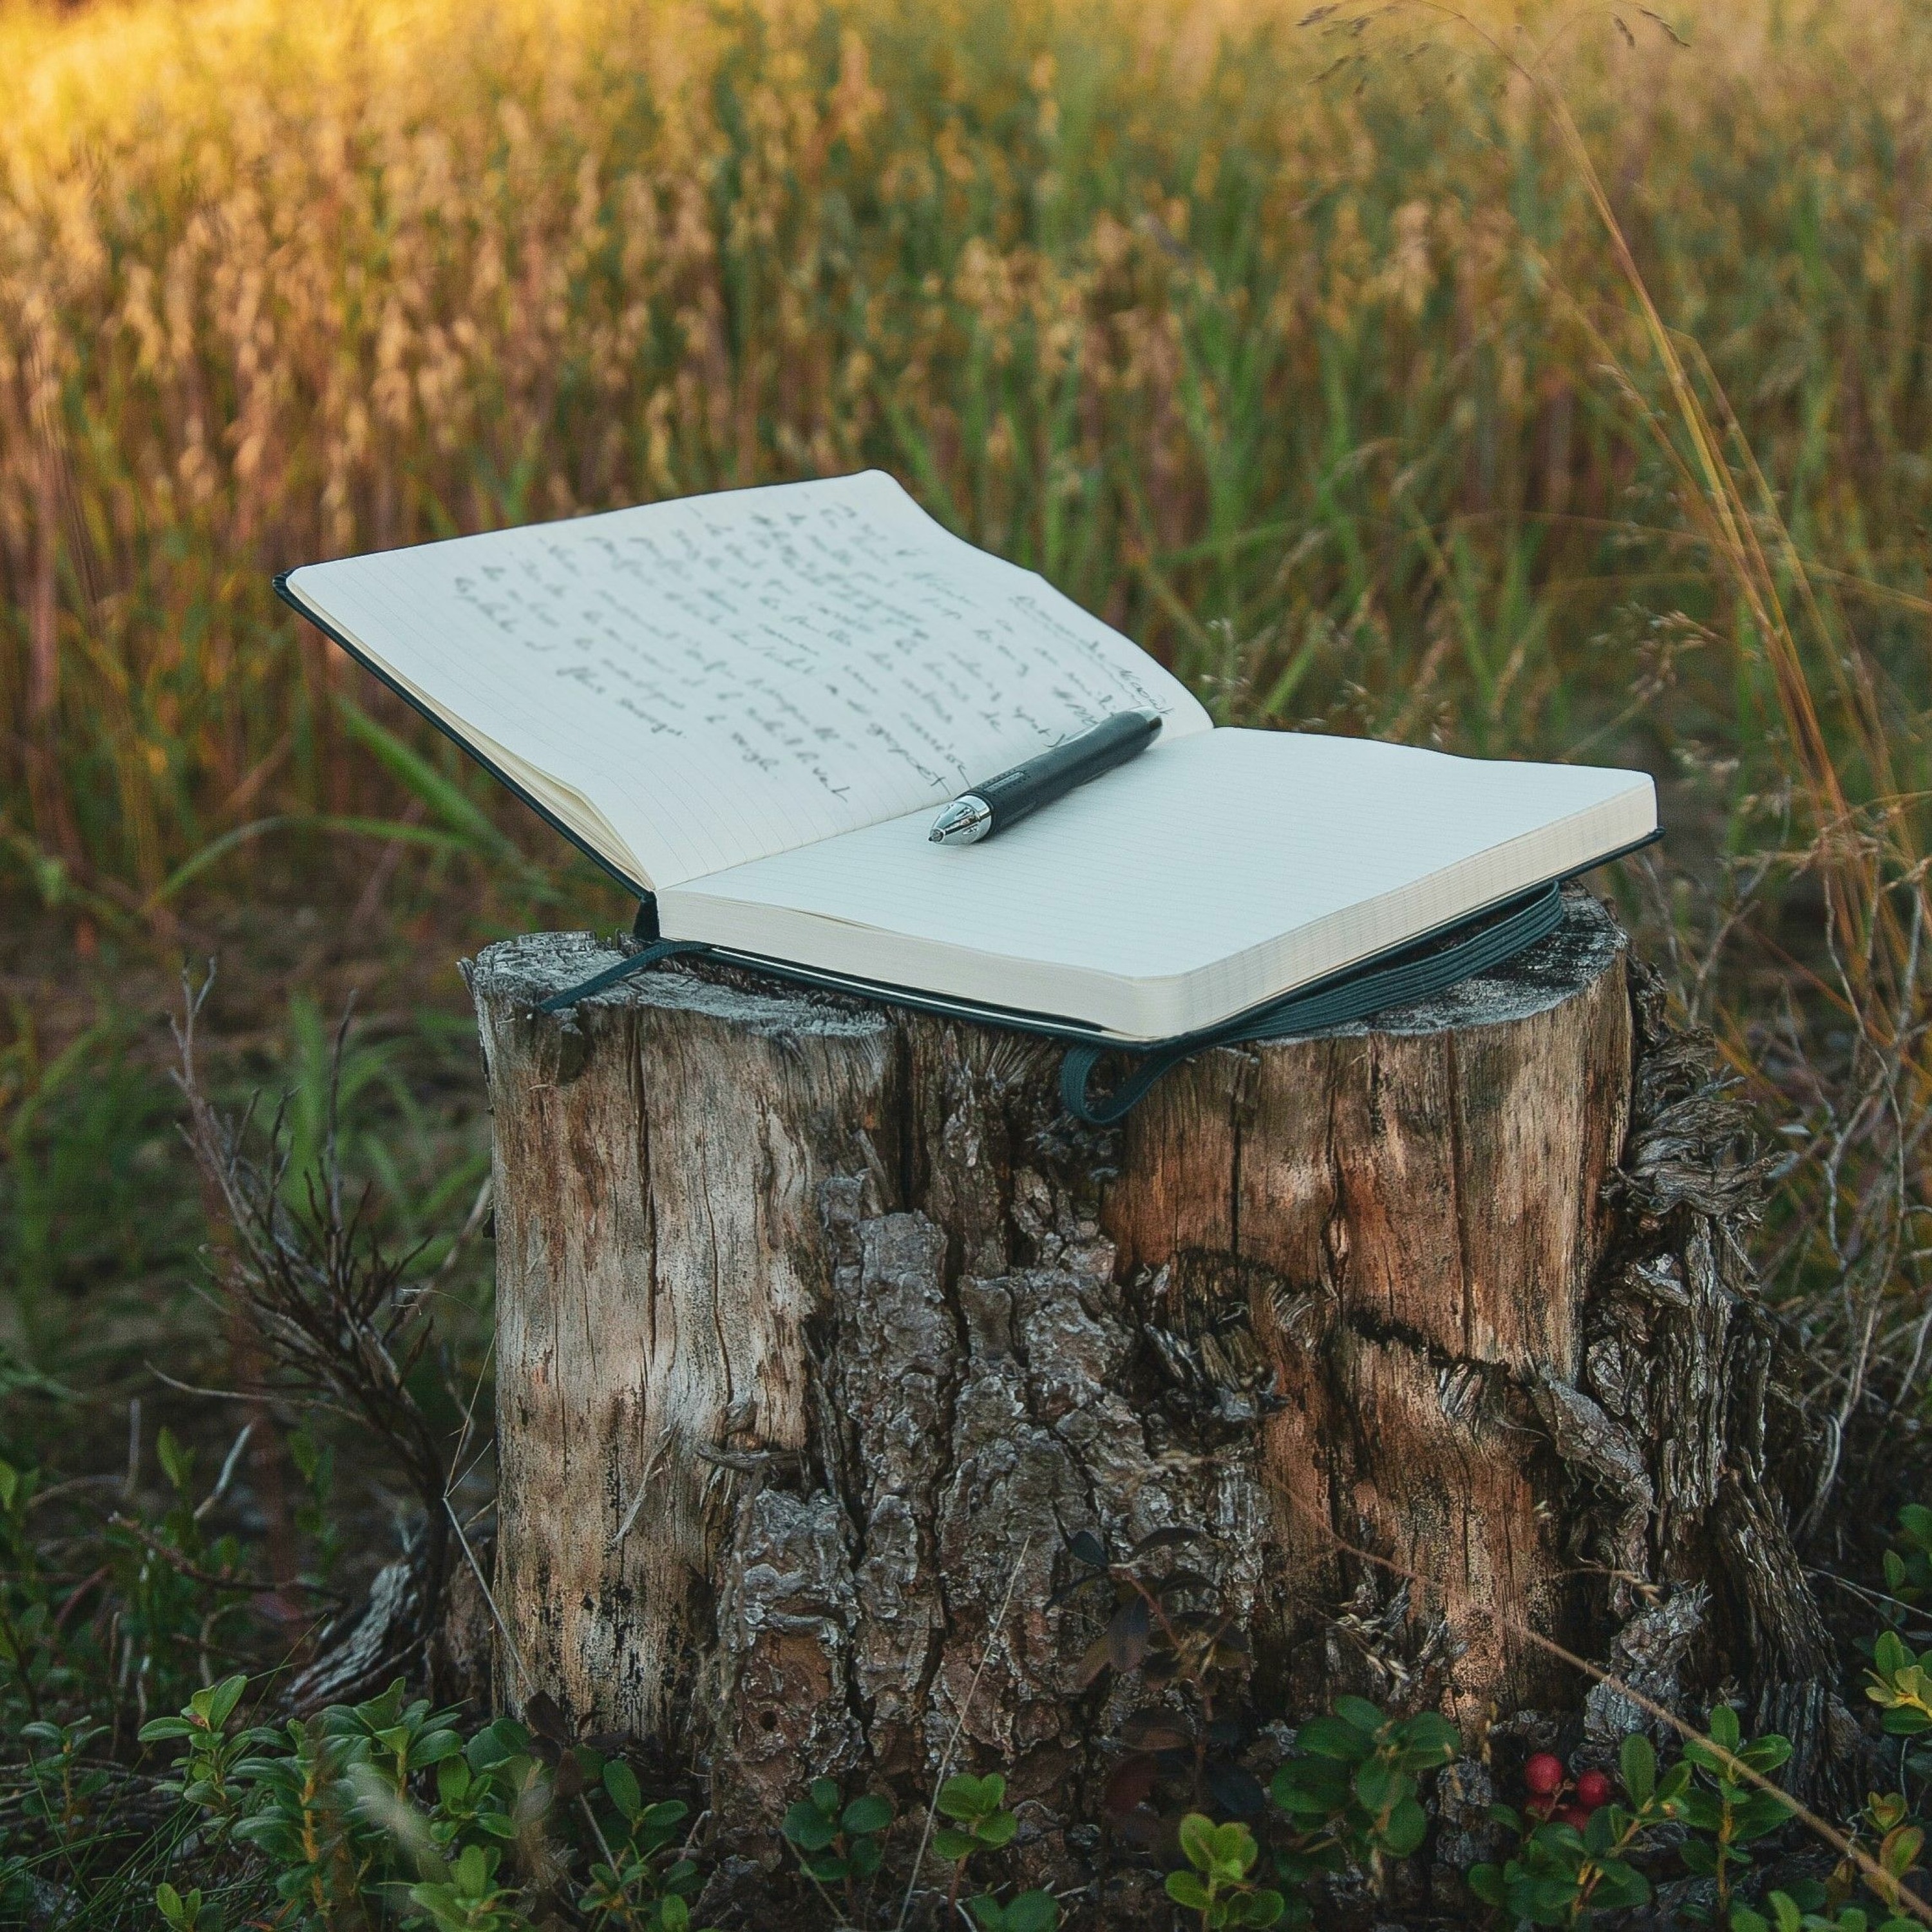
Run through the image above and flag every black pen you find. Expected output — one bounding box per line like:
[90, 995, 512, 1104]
[928, 710, 1164, 846]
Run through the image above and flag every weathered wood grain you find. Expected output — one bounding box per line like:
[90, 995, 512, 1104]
[467, 891, 1843, 1921]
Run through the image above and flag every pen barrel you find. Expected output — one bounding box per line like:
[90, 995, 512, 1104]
[976, 710, 1161, 833]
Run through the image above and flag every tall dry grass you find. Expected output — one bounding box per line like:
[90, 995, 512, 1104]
[4, 0, 1932, 1501]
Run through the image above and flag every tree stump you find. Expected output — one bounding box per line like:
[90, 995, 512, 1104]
[464, 888, 1844, 1921]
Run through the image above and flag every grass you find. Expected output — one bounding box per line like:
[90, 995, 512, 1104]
[3, 0, 1929, 896]
[5, 0, 1932, 1919]
[7, 0, 1926, 1377]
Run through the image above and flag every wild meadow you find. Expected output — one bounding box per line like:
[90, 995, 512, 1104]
[4, 0, 1932, 1922]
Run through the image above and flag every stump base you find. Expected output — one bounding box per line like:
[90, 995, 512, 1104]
[465, 888, 1841, 1920]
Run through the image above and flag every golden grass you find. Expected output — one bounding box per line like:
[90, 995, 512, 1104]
[2, 0, 1926, 884]
[5, 0, 1932, 1400]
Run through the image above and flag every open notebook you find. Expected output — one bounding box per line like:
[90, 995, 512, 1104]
[278, 470, 1656, 1043]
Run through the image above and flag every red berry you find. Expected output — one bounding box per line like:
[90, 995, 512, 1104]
[1523, 1752, 1566, 1797]
[1558, 1804, 1593, 1830]
[1574, 1770, 1613, 1810]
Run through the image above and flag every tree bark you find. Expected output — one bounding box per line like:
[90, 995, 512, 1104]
[464, 888, 1845, 1922]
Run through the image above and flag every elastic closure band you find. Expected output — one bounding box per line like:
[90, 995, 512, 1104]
[536, 938, 710, 1014]
[1058, 882, 1566, 1126]
[531, 884, 1567, 1124]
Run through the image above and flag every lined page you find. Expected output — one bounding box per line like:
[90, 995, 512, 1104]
[286, 471, 1209, 888]
[659, 730, 1657, 1037]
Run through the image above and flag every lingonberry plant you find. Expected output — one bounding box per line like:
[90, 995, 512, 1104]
[1469, 1734, 1688, 1926]
[1268, 1698, 1460, 1896]
[1164, 1815, 1287, 1929]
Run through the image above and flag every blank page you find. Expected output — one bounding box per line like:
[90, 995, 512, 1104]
[658, 730, 1657, 1038]
[285, 471, 1209, 889]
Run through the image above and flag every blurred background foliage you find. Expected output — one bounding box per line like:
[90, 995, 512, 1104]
[3, 0, 1932, 1802]
[5, 0, 1927, 903]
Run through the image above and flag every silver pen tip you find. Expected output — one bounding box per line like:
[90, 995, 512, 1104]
[929, 795, 992, 845]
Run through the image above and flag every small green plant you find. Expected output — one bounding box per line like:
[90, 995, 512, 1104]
[139, 1673, 715, 1931]
[230, 1709, 381, 1922]
[406, 1842, 530, 1932]
[934, 1772, 1019, 1866]
[327, 1680, 469, 1795]
[1677, 1705, 1796, 1920]
[963, 1889, 1060, 1931]
[933, 1772, 1023, 1921]
[1060, 1526, 1263, 1826]
[579, 1760, 710, 1930]
[781, 1776, 893, 1917]
[1469, 1734, 1687, 1926]
[1799, 1790, 1932, 1931]
[1868, 1629, 1932, 1737]
[1730, 1893, 1920, 1932]
[155, 1880, 226, 1931]
[19, 1716, 111, 1850]
[139, 1674, 258, 1839]
[424, 1715, 543, 1857]
[1164, 1814, 1286, 1928]
[1269, 1697, 1459, 1891]
[1882, 1508, 1932, 1625]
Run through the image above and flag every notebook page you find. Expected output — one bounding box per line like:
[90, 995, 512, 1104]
[285, 471, 1209, 889]
[658, 730, 1657, 1037]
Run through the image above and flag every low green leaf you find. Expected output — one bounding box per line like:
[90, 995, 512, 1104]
[999, 1890, 1059, 1932]
[156, 1426, 194, 1495]
[1352, 1756, 1400, 1813]
[1332, 1696, 1387, 1737]
[1380, 1795, 1426, 1857]
[205, 1676, 247, 1729]
[1741, 1734, 1792, 1773]
[842, 1792, 893, 1836]
[1165, 1871, 1212, 1910]
[1294, 1716, 1368, 1761]
[782, 1803, 837, 1851]
[1177, 1812, 1217, 1871]
[1618, 1732, 1655, 1804]
[1209, 1820, 1255, 1871]
[1466, 1864, 1506, 1906]
[940, 1772, 1005, 1818]
[1677, 1836, 1719, 1877]
[413, 1729, 464, 1766]
[604, 1758, 641, 1820]
[1271, 1757, 1350, 1812]
[1592, 1859, 1649, 1909]
[1396, 1712, 1460, 1763]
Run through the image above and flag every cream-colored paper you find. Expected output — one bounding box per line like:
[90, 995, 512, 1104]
[659, 730, 1657, 1039]
[287, 475, 1656, 1038]
[286, 470, 1210, 889]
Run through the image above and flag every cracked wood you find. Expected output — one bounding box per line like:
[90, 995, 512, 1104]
[466, 888, 1843, 1920]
